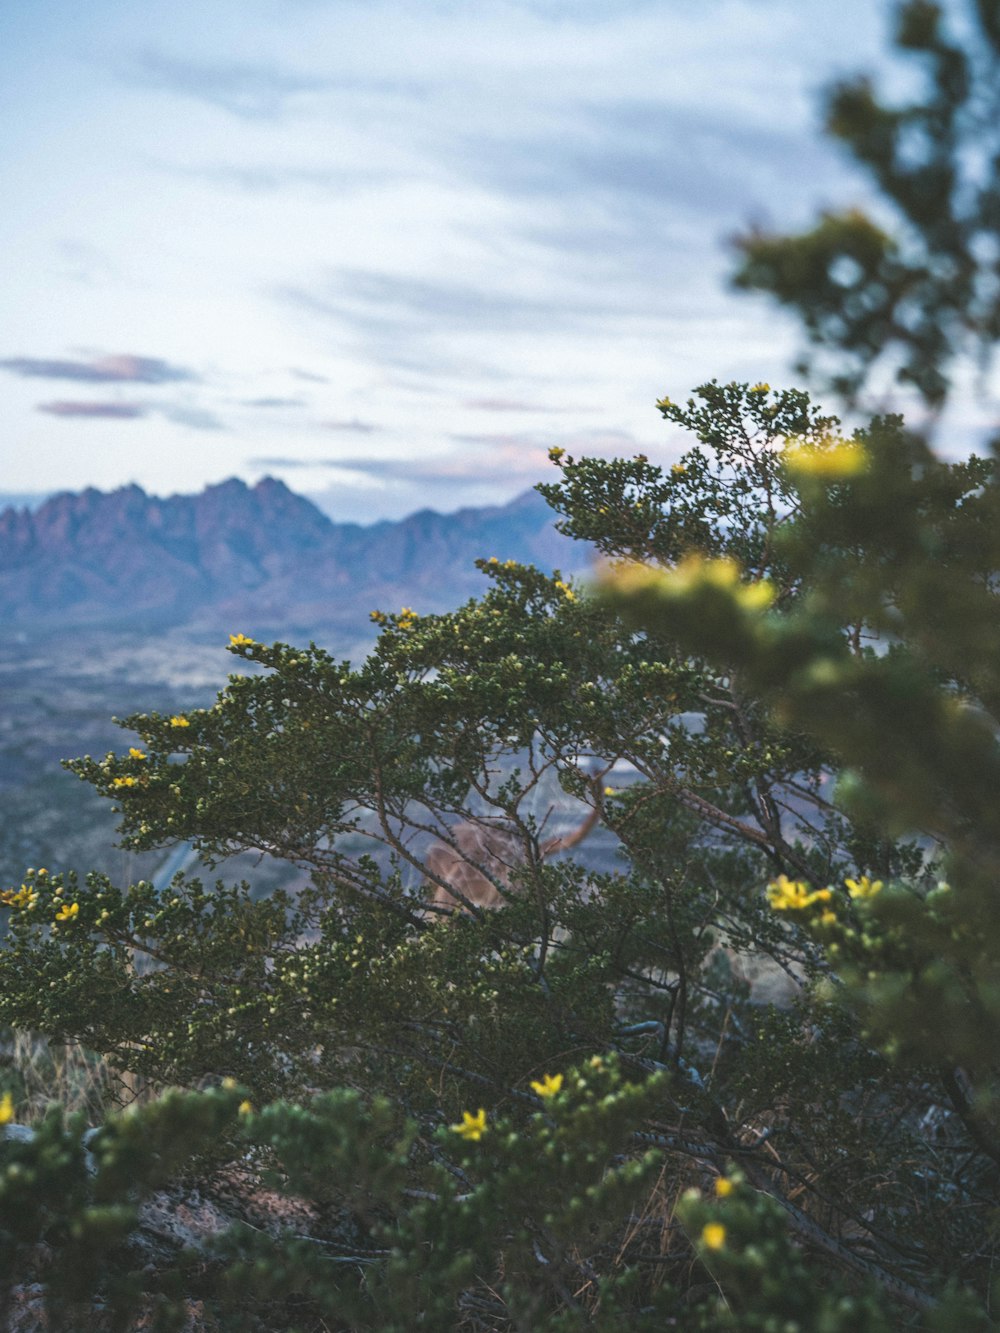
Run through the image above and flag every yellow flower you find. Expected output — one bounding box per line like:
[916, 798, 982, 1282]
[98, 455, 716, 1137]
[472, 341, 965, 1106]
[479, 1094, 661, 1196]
[0, 1091, 13, 1126]
[766, 875, 834, 912]
[750, 382, 770, 394]
[701, 1223, 726, 1250]
[820, 909, 838, 925]
[845, 875, 884, 899]
[113, 775, 138, 789]
[170, 716, 191, 729]
[5, 885, 38, 909]
[229, 633, 255, 648]
[612, 555, 774, 612]
[714, 1177, 734, 1198]
[451, 1108, 487, 1141]
[548, 446, 566, 462]
[603, 786, 616, 797]
[671, 463, 687, 476]
[784, 438, 869, 479]
[128, 747, 147, 760]
[553, 580, 576, 601]
[530, 1072, 564, 1099]
[238, 1100, 254, 1116]
[766, 875, 812, 910]
[54, 902, 79, 923]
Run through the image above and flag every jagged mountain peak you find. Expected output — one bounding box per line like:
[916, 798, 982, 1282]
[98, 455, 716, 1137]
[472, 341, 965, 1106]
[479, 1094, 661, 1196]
[0, 478, 583, 638]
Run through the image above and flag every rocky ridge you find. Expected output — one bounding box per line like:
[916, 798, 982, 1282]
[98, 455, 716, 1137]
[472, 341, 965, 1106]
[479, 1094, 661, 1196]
[0, 478, 584, 638]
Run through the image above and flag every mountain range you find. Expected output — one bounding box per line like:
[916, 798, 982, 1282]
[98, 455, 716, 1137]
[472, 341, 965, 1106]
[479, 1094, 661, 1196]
[0, 478, 586, 639]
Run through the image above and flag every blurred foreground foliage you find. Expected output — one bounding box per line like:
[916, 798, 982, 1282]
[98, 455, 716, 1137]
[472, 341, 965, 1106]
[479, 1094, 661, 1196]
[2, 377, 1000, 1328]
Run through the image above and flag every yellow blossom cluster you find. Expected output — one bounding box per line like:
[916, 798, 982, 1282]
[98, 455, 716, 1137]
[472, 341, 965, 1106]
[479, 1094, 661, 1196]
[613, 555, 774, 612]
[548, 446, 566, 462]
[553, 580, 576, 601]
[671, 463, 687, 476]
[229, 633, 255, 648]
[766, 875, 834, 912]
[128, 747, 147, 760]
[451, 1108, 487, 1141]
[1, 884, 38, 909]
[530, 1072, 563, 1099]
[784, 437, 869, 479]
[396, 607, 419, 631]
[845, 875, 884, 898]
[701, 1223, 726, 1250]
[54, 902, 79, 923]
[170, 716, 191, 729]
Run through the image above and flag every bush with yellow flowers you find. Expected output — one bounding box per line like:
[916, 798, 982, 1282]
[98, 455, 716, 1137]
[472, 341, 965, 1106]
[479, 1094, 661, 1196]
[2, 377, 999, 1327]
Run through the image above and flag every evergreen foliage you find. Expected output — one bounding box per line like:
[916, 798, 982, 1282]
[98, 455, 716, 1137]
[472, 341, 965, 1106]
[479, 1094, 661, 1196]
[3, 377, 1000, 1327]
[5, 5, 1000, 1325]
[733, 0, 1000, 406]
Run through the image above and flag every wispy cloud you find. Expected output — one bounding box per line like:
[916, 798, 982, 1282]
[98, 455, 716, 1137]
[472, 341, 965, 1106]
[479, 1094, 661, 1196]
[131, 52, 423, 121]
[320, 418, 378, 433]
[37, 401, 146, 419]
[249, 426, 645, 490]
[290, 368, 331, 384]
[242, 396, 305, 408]
[159, 405, 225, 431]
[1, 354, 196, 384]
[463, 397, 579, 413]
[34, 399, 223, 429]
[249, 456, 315, 469]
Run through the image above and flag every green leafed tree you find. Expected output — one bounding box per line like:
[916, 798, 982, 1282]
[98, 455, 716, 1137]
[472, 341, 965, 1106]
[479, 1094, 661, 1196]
[2, 380, 999, 1328]
[733, 0, 1000, 408]
[6, 5, 1000, 1326]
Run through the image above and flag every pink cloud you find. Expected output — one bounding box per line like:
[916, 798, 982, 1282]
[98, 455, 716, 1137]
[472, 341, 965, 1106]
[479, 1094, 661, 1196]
[37, 401, 146, 419]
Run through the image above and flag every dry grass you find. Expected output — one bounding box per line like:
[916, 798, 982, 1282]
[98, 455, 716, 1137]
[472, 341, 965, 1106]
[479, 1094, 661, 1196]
[0, 1028, 156, 1126]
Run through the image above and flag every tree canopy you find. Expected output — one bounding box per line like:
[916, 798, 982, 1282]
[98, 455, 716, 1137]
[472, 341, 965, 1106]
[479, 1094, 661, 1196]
[3, 378, 1000, 1327]
[734, 0, 1000, 408]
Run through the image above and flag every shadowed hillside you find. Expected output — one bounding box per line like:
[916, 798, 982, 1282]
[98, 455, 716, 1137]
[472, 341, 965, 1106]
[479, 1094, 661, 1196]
[0, 478, 586, 638]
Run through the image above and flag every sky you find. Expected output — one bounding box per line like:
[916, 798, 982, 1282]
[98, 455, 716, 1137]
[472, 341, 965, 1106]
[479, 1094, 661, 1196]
[1, 0, 921, 523]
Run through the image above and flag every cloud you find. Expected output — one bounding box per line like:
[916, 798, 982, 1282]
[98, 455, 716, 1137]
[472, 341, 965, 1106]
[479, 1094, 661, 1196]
[242, 397, 305, 408]
[131, 52, 423, 121]
[0, 354, 196, 384]
[320, 418, 378, 433]
[158, 162, 383, 196]
[34, 399, 222, 429]
[159, 405, 225, 431]
[249, 456, 315, 469]
[274, 270, 617, 382]
[463, 397, 578, 413]
[37, 401, 146, 419]
[290, 368, 331, 383]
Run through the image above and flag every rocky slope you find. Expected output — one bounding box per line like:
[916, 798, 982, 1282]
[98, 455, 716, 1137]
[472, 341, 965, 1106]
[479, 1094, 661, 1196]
[0, 478, 585, 638]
